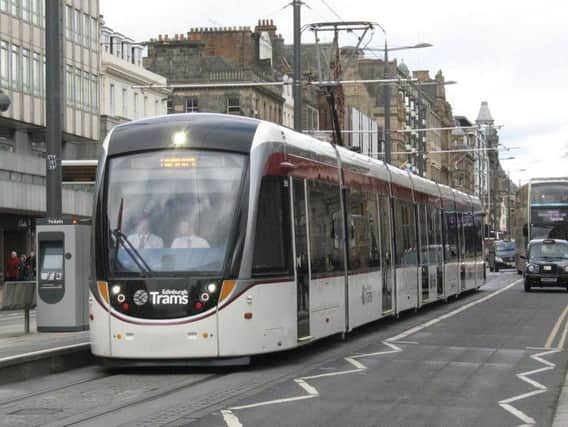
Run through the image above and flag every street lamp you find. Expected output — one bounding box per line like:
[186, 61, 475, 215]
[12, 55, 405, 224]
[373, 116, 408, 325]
[364, 42, 433, 164]
[0, 89, 10, 112]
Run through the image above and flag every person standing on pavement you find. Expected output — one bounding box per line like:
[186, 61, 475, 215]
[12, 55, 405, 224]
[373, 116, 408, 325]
[18, 254, 30, 281]
[26, 251, 36, 280]
[6, 251, 20, 281]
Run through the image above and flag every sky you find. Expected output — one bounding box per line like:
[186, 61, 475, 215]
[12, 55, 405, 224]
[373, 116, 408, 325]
[100, 0, 568, 185]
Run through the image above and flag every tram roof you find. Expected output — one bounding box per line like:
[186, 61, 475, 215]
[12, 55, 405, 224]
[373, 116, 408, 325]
[106, 113, 260, 156]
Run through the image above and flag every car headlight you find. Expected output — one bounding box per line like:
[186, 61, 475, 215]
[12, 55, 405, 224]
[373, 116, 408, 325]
[495, 256, 503, 263]
[564, 266, 568, 273]
[527, 264, 539, 273]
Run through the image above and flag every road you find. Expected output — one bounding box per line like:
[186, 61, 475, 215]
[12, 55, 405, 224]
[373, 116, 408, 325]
[0, 272, 567, 426]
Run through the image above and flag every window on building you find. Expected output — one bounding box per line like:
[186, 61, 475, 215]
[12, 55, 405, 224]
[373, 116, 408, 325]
[21, 0, 31, 21]
[22, 48, 30, 92]
[32, 52, 40, 95]
[74, 67, 81, 106]
[185, 97, 198, 112]
[91, 18, 97, 49]
[10, 0, 17, 16]
[11, 44, 19, 90]
[0, 0, 7, 13]
[31, 0, 40, 25]
[133, 92, 138, 118]
[227, 96, 240, 114]
[67, 66, 75, 104]
[166, 99, 173, 114]
[90, 74, 97, 111]
[143, 96, 148, 117]
[83, 71, 89, 111]
[65, 5, 73, 39]
[0, 41, 8, 86]
[121, 88, 127, 117]
[73, 9, 81, 44]
[110, 83, 115, 116]
[83, 13, 90, 47]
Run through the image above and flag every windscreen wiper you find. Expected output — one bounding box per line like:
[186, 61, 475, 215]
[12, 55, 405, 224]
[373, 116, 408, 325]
[112, 198, 155, 277]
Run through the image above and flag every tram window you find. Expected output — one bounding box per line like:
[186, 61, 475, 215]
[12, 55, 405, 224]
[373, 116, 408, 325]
[347, 190, 373, 272]
[394, 200, 417, 266]
[418, 205, 429, 264]
[252, 177, 292, 276]
[366, 192, 380, 268]
[308, 180, 344, 275]
[443, 211, 458, 262]
[427, 207, 442, 264]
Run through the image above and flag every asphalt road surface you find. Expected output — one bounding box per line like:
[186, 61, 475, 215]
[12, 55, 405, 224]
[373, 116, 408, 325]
[1, 271, 567, 427]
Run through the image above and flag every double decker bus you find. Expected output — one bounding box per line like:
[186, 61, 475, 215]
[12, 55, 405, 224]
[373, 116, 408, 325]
[514, 177, 568, 273]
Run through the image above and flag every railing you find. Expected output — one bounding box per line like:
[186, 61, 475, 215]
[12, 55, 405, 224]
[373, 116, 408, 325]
[0, 281, 36, 334]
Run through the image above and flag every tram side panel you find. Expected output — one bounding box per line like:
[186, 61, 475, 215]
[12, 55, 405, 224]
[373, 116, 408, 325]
[442, 210, 460, 298]
[89, 287, 111, 357]
[218, 280, 298, 357]
[307, 180, 348, 338]
[345, 190, 383, 329]
[393, 199, 419, 313]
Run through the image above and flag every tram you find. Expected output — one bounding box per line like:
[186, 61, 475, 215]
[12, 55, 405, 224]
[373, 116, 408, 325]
[89, 113, 485, 365]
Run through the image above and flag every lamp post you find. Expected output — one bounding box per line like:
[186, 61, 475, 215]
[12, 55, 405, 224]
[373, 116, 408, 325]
[365, 42, 433, 164]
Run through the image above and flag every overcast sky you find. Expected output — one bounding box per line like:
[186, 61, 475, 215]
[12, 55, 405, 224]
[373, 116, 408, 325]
[100, 0, 568, 185]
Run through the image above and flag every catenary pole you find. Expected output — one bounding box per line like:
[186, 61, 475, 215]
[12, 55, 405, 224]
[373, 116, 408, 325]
[293, 0, 303, 131]
[45, 0, 63, 219]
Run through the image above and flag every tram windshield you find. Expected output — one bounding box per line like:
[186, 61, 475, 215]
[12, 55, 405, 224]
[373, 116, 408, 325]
[105, 150, 246, 275]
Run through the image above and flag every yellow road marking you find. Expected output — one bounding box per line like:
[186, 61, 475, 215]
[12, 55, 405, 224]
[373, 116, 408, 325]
[545, 303, 568, 348]
[558, 312, 568, 350]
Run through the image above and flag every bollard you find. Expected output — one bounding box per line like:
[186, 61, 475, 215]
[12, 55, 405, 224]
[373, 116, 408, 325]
[24, 306, 30, 334]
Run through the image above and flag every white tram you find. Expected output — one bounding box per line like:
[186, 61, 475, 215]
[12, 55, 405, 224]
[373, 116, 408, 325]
[89, 113, 485, 365]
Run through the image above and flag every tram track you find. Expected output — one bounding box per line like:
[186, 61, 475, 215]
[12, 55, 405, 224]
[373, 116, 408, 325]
[0, 284, 504, 427]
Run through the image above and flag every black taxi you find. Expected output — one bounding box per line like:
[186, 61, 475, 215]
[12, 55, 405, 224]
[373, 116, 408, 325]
[523, 239, 568, 292]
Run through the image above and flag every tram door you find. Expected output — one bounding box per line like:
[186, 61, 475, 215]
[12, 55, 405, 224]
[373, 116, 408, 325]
[293, 179, 310, 340]
[379, 195, 394, 314]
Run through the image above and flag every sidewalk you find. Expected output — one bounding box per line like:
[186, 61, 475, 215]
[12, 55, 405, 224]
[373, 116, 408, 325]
[0, 309, 91, 385]
[553, 366, 568, 426]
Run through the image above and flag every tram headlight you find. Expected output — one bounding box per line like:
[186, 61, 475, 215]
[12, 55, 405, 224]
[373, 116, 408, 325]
[207, 283, 217, 293]
[495, 257, 503, 263]
[564, 266, 568, 273]
[527, 264, 539, 273]
[172, 131, 187, 146]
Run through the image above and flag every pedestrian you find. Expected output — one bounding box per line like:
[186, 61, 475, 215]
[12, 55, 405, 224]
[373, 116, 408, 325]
[5, 251, 20, 281]
[26, 251, 36, 280]
[18, 254, 30, 281]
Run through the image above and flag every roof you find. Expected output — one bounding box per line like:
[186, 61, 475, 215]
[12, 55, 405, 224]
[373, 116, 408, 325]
[476, 101, 494, 124]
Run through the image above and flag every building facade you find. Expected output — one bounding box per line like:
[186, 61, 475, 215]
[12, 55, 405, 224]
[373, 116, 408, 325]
[450, 116, 476, 195]
[0, 0, 99, 280]
[143, 21, 319, 131]
[100, 25, 169, 142]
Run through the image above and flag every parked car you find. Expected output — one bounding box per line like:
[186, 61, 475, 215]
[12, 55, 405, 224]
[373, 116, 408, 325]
[488, 240, 516, 272]
[523, 239, 568, 292]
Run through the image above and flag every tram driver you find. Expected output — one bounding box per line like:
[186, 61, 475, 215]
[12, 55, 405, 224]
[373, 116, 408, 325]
[127, 216, 164, 249]
[171, 220, 210, 249]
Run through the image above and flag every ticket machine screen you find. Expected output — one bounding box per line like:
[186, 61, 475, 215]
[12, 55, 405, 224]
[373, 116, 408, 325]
[39, 241, 64, 281]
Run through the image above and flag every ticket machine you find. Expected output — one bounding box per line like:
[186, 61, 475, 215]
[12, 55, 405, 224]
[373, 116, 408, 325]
[36, 218, 91, 332]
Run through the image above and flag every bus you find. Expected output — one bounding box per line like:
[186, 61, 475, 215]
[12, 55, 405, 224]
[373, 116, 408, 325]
[89, 113, 485, 365]
[514, 177, 568, 273]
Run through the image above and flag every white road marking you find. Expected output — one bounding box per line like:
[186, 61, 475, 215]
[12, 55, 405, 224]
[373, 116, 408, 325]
[221, 278, 520, 426]
[545, 303, 568, 348]
[498, 348, 560, 426]
[557, 314, 568, 350]
[221, 410, 243, 427]
[387, 279, 521, 343]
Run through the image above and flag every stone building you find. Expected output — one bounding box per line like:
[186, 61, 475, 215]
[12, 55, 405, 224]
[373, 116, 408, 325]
[357, 59, 453, 184]
[99, 25, 170, 142]
[0, 0, 98, 278]
[144, 20, 319, 130]
[450, 116, 476, 194]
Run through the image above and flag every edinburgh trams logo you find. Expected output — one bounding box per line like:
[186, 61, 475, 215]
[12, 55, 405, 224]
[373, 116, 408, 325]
[133, 289, 149, 306]
[133, 289, 190, 305]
